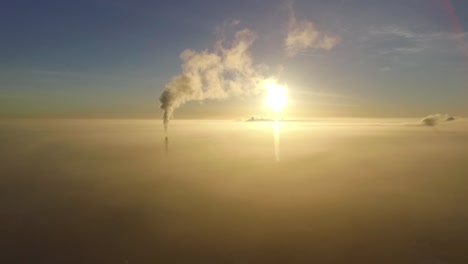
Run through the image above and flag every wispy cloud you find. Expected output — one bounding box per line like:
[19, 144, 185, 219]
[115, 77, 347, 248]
[379, 66, 392, 72]
[368, 26, 468, 55]
[285, 0, 340, 57]
[369, 27, 415, 38]
[369, 26, 468, 42]
[366, 26, 468, 67]
[376, 47, 423, 56]
[394, 47, 423, 54]
[230, 19, 241, 27]
[291, 89, 351, 99]
[289, 89, 357, 108]
[31, 70, 108, 79]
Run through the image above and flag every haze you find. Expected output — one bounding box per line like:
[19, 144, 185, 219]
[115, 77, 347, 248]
[2, 119, 468, 263]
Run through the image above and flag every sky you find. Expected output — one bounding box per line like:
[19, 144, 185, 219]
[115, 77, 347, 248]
[0, 0, 467, 119]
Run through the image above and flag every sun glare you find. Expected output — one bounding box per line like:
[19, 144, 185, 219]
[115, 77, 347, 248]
[264, 80, 287, 113]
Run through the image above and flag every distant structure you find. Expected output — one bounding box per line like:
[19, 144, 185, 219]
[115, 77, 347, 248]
[246, 116, 274, 122]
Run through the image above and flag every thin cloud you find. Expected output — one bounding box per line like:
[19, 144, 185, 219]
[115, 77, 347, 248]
[289, 89, 357, 108]
[370, 26, 468, 41]
[230, 19, 241, 26]
[394, 47, 423, 54]
[291, 89, 352, 99]
[30, 70, 108, 79]
[285, 0, 340, 57]
[369, 26, 415, 38]
[369, 26, 468, 47]
[366, 26, 468, 65]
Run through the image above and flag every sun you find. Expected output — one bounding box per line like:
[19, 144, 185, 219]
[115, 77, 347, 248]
[263, 80, 287, 113]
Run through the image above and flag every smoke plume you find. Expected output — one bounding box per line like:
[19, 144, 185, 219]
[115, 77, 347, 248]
[285, 0, 341, 57]
[159, 28, 267, 132]
[420, 113, 455, 126]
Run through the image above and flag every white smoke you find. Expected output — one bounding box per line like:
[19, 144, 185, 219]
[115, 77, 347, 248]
[285, 0, 341, 57]
[159, 28, 268, 132]
[420, 114, 455, 126]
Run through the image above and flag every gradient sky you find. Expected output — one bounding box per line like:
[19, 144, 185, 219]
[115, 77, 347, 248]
[1, 0, 467, 119]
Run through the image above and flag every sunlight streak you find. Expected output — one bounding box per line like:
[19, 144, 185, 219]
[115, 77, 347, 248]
[273, 120, 280, 162]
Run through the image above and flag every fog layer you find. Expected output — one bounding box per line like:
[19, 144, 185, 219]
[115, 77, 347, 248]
[1, 119, 467, 263]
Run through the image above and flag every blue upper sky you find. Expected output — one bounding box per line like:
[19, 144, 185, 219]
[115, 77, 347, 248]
[1, 0, 467, 118]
